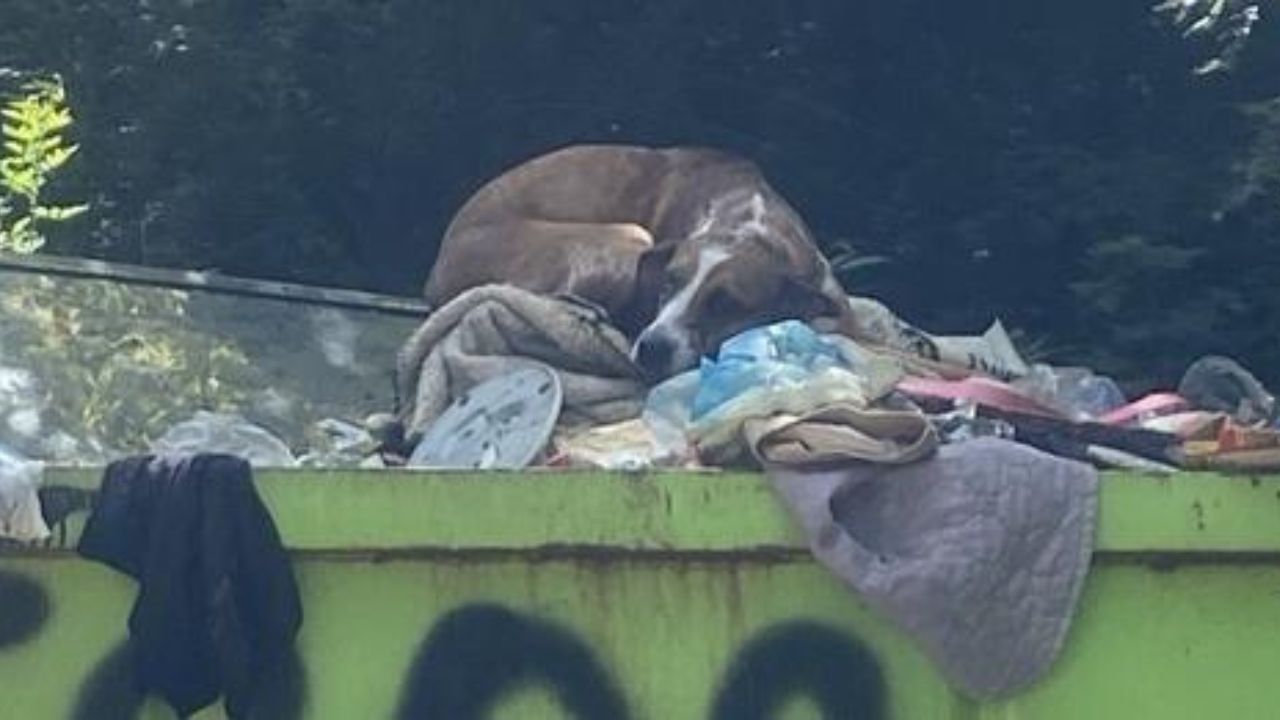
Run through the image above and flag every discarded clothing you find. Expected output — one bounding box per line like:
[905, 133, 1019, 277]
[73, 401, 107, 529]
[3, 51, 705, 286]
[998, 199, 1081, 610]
[898, 375, 1063, 419]
[766, 437, 1098, 699]
[78, 454, 302, 718]
[743, 403, 938, 467]
[0, 443, 48, 543]
[396, 284, 645, 443]
[1178, 355, 1277, 425]
[979, 407, 1183, 467]
[1097, 392, 1189, 426]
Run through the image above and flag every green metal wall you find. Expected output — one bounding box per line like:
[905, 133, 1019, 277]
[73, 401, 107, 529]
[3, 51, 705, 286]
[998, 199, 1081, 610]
[3, 469, 1280, 719]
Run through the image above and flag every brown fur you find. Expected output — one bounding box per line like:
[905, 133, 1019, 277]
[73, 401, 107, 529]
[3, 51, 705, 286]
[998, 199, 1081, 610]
[424, 144, 858, 354]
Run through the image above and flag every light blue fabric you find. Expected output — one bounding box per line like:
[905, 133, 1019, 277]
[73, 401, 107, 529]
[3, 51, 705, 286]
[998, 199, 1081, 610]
[691, 320, 848, 420]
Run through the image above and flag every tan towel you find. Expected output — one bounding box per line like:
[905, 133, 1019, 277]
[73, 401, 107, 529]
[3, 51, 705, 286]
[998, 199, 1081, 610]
[396, 285, 646, 442]
[744, 403, 938, 466]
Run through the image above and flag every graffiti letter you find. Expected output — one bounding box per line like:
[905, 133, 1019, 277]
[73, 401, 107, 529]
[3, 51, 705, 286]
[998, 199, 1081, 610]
[397, 603, 630, 720]
[711, 621, 885, 720]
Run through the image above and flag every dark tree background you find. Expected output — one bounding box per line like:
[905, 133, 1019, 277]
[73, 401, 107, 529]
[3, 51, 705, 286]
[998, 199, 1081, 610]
[2, 0, 1279, 390]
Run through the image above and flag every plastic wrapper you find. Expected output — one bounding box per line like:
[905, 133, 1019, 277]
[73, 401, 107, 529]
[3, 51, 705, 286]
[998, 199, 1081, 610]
[642, 320, 903, 465]
[151, 411, 298, 467]
[1015, 364, 1126, 421]
[0, 442, 49, 542]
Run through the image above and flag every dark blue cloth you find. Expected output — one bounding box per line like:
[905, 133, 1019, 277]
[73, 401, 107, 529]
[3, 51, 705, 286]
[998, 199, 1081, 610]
[78, 454, 301, 718]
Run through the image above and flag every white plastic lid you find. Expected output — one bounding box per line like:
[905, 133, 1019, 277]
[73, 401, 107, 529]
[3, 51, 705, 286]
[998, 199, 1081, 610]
[408, 364, 563, 470]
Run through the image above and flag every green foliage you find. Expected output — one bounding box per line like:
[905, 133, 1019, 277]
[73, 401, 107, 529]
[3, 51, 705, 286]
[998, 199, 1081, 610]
[1071, 235, 1205, 317]
[0, 73, 89, 254]
[1221, 98, 1280, 217]
[1068, 233, 1257, 389]
[0, 0, 1277, 389]
[1152, 0, 1261, 76]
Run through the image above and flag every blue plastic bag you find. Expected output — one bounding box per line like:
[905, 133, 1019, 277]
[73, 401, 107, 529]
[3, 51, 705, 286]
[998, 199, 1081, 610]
[690, 320, 848, 420]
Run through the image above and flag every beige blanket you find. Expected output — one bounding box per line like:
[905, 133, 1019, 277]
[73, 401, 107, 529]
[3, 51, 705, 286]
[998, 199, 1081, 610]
[396, 285, 646, 443]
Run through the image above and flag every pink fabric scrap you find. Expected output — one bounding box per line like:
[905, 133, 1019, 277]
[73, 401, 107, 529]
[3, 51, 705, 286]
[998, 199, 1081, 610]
[897, 376, 1064, 419]
[1096, 392, 1188, 426]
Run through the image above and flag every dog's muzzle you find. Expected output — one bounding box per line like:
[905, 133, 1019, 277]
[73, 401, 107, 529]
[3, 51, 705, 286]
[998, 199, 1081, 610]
[632, 334, 677, 381]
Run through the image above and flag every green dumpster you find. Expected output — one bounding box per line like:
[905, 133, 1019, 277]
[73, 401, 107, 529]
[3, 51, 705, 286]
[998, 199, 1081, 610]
[3, 468, 1279, 719]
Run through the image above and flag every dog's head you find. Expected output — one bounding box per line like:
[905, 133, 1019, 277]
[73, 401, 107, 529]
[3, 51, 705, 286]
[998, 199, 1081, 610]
[629, 192, 854, 381]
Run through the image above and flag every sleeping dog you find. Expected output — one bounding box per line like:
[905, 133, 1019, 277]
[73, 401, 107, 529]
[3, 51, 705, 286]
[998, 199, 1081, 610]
[424, 144, 859, 380]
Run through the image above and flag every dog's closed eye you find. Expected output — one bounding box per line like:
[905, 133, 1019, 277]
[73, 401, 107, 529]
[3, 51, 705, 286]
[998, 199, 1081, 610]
[705, 288, 742, 316]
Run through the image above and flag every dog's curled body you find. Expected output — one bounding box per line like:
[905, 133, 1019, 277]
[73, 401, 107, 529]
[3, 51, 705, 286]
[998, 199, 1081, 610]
[424, 144, 856, 379]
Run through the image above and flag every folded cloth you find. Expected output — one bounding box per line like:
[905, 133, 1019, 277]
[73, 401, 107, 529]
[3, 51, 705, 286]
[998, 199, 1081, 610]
[396, 284, 645, 442]
[744, 403, 938, 467]
[692, 367, 892, 466]
[78, 454, 302, 718]
[765, 437, 1098, 699]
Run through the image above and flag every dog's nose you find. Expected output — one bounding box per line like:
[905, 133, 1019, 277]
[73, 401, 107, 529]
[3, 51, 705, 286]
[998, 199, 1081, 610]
[633, 335, 675, 380]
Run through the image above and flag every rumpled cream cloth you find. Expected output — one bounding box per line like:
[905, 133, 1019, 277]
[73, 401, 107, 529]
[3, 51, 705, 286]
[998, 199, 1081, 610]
[396, 285, 646, 442]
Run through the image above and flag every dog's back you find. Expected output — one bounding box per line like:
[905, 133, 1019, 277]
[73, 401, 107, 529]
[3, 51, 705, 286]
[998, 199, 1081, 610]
[424, 145, 766, 318]
[422, 144, 856, 378]
[444, 145, 761, 238]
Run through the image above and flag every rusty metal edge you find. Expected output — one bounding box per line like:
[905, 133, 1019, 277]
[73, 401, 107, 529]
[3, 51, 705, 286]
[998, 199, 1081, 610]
[1, 543, 810, 564]
[1093, 549, 1280, 570]
[8, 544, 1280, 568]
[0, 252, 432, 316]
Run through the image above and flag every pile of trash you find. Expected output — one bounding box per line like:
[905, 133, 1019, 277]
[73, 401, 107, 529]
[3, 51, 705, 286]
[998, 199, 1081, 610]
[5, 279, 1274, 701]
[388, 291, 1112, 699]
[389, 290, 1277, 477]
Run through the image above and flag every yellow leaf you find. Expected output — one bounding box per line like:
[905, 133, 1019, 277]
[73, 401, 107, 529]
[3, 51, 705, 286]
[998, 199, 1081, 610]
[33, 203, 89, 221]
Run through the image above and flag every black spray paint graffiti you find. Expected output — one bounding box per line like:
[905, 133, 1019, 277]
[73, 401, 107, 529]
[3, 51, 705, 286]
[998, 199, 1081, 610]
[711, 621, 885, 720]
[69, 640, 306, 720]
[71, 642, 145, 720]
[396, 603, 631, 720]
[395, 605, 884, 720]
[2, 569, 884, 719]
[0, 570, 49, 649]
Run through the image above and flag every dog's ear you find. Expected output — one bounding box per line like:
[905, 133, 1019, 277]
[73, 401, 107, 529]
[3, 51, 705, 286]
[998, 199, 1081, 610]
[615, 243, 676, 336]
[633, 244, 676, 302]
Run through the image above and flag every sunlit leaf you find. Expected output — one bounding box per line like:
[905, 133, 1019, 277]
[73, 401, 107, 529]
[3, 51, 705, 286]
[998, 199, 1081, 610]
[33, 203, 90, 221]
